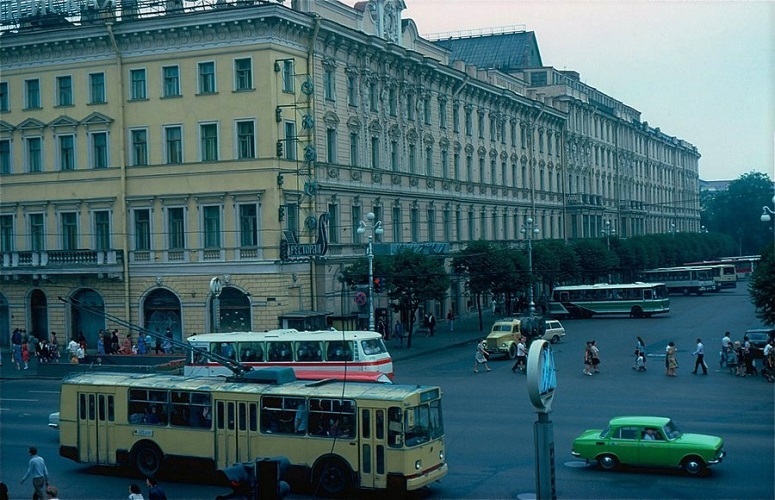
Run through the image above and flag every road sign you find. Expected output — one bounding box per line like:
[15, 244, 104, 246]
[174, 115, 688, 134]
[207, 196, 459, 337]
[354, 291, 367, 306]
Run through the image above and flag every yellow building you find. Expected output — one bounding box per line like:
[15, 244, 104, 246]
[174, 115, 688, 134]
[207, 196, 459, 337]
[0, 0, 699, 347]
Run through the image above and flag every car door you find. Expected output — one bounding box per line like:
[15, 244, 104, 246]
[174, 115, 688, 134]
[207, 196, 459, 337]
[609, 426, 639, 465]
[638, 427, 674, 466]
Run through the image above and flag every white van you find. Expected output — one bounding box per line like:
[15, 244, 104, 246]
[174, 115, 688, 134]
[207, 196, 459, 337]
[543, 320, 566, 344]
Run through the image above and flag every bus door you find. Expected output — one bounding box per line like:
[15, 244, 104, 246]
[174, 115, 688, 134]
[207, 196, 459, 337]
[77, 392, 115, 465]
[214, 400, 238, 469]
[359, 407, 388, 489]
[235, 401, 260, 463]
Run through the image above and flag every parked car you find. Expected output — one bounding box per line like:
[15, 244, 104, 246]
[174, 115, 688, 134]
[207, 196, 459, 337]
[572, 416, 725, 475]
[485, 318, 565, 358]
[543, 320, 566, 344]
[745, 328, 775, 359]
[49, 411, 60, 429]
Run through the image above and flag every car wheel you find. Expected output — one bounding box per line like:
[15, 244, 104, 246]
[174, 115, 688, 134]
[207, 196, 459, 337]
[508, 343, 518, 359]
[551, 335, 560, 344]
[682, 456, 706, 475]
[597, 454, 618, 471]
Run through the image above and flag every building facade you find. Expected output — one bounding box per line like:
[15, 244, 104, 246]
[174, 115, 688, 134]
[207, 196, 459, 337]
[0, 0, 700, 346]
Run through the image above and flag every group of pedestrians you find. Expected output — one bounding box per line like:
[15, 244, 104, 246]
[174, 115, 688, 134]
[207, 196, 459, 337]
[582, 340, 601, 376]
[10, 329, 62, 370]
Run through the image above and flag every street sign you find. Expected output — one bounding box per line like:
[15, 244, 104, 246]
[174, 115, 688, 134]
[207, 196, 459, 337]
[354, 291, 367, 306]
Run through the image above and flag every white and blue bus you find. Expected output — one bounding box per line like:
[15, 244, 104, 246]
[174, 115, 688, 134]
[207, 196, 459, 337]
[636, 266, 716, 295]
[549, 282, 670, 319]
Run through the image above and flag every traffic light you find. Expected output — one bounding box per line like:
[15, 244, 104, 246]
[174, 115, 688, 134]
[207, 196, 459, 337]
[216, 462, 255, 500]
[373, 277, 382, 293]
[276, 140, 284, 158]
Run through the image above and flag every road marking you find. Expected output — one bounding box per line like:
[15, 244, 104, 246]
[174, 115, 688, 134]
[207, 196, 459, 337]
[0, 398, 38, 402]
[30, 390, 60, 394]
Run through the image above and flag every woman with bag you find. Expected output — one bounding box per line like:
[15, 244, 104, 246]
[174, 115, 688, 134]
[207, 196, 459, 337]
[473, 339, 491, 373]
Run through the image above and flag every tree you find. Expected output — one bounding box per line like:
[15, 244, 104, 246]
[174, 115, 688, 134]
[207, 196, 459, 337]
[386, 249, 450, 349]
[452, 240, 503, 332]
[749, 244, 775, 325]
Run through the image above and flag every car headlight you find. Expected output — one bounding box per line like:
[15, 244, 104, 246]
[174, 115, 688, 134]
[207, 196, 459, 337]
[415, 459, 422, 470]
[439, 450, 444, 460]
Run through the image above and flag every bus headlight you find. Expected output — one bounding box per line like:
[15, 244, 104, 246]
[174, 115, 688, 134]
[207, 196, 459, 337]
[415, 459, 422, 470]
[439, 450, 444, 460]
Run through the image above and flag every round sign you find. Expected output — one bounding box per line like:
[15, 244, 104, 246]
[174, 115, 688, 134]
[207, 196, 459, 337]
[526, 339, 557, 413]
[209, 277, 223, 297]
[354, 291, 367, 306]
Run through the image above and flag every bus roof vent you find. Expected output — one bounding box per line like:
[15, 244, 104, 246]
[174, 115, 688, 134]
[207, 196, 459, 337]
[235, 367, 297, 384]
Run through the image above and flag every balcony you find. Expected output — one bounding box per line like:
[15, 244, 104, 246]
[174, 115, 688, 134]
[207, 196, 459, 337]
[1, 250, 124, 280]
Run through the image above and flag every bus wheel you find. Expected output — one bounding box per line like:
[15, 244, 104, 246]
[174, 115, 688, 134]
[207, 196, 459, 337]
[131, 441, 163, 477]
[682, 288, 690, 296]
[630, 307, 643, 318]
[313, 457, 352, 497]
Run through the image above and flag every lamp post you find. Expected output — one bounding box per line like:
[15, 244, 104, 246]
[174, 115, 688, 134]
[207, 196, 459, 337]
[357, 212, 383, 331]
[761, 194, 775, 246]
[670, 222, 676, 237]
[602, 220, 616, 283]
[521, 217, 540, 316]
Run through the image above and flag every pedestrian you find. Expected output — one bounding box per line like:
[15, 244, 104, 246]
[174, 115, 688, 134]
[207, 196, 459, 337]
[393, 320, 404, 347]
[137, 333, 147, 355]
[12, 328, 23, 370]
[154, 329, 163, 355]
[111, 330, 120, 355]
[589, 340, 601, 373]
[583, 341, 593, 376]
[67, 338, 80, 363]
[633, 336, 646, 370]
[20, 446, 49, 500]
[473, 339, 491, 373]
[743, 335, 757, 375]
[666, 341, 678, 376]
[0, 482, 8, 500]
[76, 343, 86, 363]
[49, 332, 60, 363]
[21, 341, 30, 370]
[45, 485, 59, 500]
[720, 331, 731, 368]
[128, 483, 144, 500]
[733, 341, 746, 377]
[427, 313, 436, 337]
[691, 338, 708, 375]
[146, 476, 167, 500]
[447, 309, 455, 332]
[511, 336, 527, 373]
[97, 333, 106, 355]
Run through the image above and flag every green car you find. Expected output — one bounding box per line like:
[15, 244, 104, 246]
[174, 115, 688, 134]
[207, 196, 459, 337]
[571, 416, 725, 475]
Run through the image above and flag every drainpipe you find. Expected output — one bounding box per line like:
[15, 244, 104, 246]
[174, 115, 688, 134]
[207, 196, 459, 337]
[307, 14, 321, 310]
[106, 22, 131, 323]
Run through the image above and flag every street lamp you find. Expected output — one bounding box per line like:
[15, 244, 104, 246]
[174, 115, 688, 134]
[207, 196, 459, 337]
[670, 222, 676, 237]
[357, 212, 383, 331]
[762, 194, 775, 245]
[602, 220, 616, 283]
[521, 217, 540, 316]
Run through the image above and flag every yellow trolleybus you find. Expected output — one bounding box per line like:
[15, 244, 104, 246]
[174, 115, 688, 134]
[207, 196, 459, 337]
[57, 370, 446, 495]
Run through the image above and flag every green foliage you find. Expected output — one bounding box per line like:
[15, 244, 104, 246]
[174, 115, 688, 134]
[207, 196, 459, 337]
[749, 244, 775, 326]
[533, 240, 578, 286]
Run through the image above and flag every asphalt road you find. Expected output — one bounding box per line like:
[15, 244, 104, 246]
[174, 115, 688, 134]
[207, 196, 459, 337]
[1, 286, 772, 499]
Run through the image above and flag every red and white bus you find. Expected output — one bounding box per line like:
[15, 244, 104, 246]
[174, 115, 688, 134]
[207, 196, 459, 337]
[184, 329, 394, 379]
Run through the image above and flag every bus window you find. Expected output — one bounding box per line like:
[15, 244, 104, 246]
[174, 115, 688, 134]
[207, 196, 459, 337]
[261, 396, 304, 434]
[361, 339, 386, 356]
[128, 389, 168, 425]
[296, 341, 322, 361]
[191, 348, 208, 365]
[240, 342, 263, 362]
[218, 342, 236, 360]
[388, 407, 402, 447]
[326, 341, 354, 361]
[267, 341, 292, 362]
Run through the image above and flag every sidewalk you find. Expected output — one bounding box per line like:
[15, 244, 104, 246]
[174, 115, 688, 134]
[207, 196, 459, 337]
[0, 311, 499, 380]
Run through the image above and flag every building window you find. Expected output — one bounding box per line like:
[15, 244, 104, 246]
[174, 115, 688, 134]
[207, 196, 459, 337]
[409, 144, 417, 174]
[410, 207, 419, 242]
[477, 112, 484, 139]
[323, 67, 335, 100]
[162, 66, 180, 97]
[489, 115, 496, 141]
[57, 76, 73, 106]
[349, 132, 359, 167]
[130, 69, 146, 100]
[443, 208, 451, 242]
[371, 137, 380, 169]
[0, 139, 10, 174]
[452, 104, 459, 133]
[388, 87, 397, 116]
[284, 122, 297, 161]
[203, 206, 221, 248]
[439, 100, 447, 129]
[441, 150, 449, 178]
[467, 209, 474, 241]
[347, 74, 357, 106]
[425, 147, 433, 176]
[327, 204, 339, 244]
[89, 73, 106, 104]
[282, 59, 295, 93]
[423, 97, 431, 125]
[326, 129, 337, 164]
[407, 93, 415, 121]
[234, 58, 253, 90]
[352, 205, 362, 244]
[94, 210, 111, 250]
[61, 212, 78, 250]
[236, 120, 256, 159]
[479, 157, 485, 183]
[455, 208, 462, 242]
[91, 132, 108, 169]
[392, 206, 402, 243]
[165, 126, 183, 164]
[466, 155, 473, 182]
[427, 207, 435, 242]
[0, 214, 13, 252]
[465, 108, 472, 136]
[390, 141, 398, 172]
[168, 207, 185, 250]
[369, 82, 378, 112]
[285, 202, 299, 241]
[200, 123, 218, 161]
[520, 125, 526, 149]
[29, 213, 45, 251]
[127, 129, 147, 166]
[0, 82, 8, 112]
[58, 135, 75, 171]
[490, 159, 496, 184]
[453, 152, 460, 180]
[511, 122, 517, 146]
[239, 204, 258, 248]
[26, 137, 43, 172]
[25, 79, 40, 109]
[134, 209, 151, 251]
[198, 62, 216, 94]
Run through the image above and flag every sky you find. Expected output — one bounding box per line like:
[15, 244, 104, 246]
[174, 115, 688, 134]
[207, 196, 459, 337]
[343, 0, 774, 181]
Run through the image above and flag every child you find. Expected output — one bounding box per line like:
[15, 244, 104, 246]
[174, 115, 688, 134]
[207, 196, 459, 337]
[21, 342, 30, 369]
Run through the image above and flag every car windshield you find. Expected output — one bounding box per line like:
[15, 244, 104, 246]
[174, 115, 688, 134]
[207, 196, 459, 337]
[663, 420, 682, 439]
[600, 424, 611, 438]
